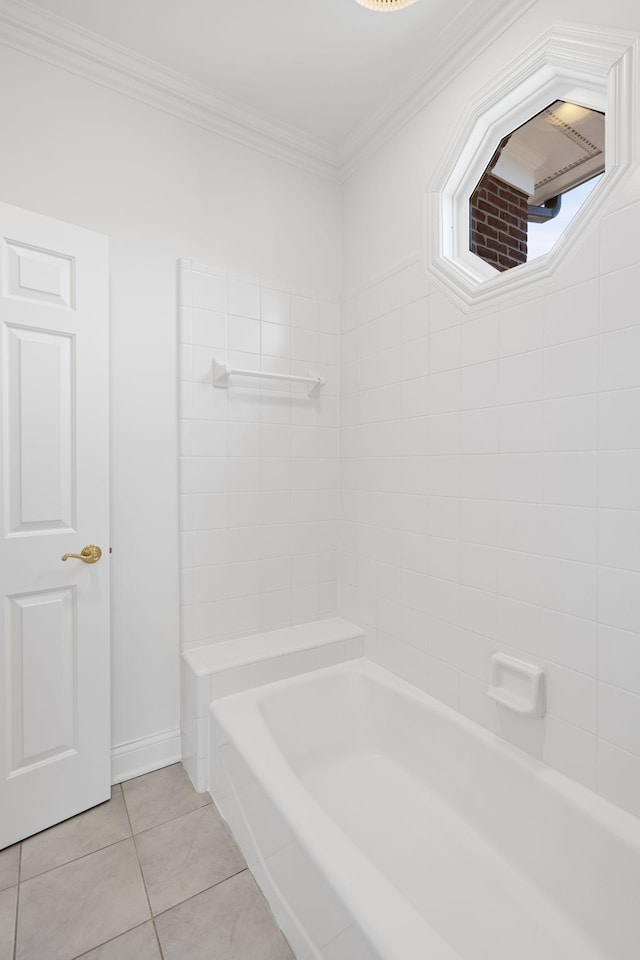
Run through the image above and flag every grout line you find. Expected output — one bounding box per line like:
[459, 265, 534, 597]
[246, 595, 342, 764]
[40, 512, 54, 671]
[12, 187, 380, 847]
[16, 832, 134, 885]
[12, 843, 21, 960]
[117, 772, 251, 952]
[151, 866, 248, 920]
[121, 783, 165, 960]
[16, 789, 134, 884]
[67, 920, 152, 960]
[123, 797, 214, 840]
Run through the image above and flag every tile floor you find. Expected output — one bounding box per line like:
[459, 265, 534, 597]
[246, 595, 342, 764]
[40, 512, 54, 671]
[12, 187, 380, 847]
[0, 763, 294, 960]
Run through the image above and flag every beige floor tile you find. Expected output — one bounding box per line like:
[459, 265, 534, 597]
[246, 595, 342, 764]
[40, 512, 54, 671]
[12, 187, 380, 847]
[21, 786, 131, 881]
[122, 763, 210, 834]
[135, 805, 245, 915]
[0, 845, 20, 893]
[16, 839, 149, 960]
[0, 886, 17, 960]
[156, 871, 294, 960]
[74, 922, 161, 960]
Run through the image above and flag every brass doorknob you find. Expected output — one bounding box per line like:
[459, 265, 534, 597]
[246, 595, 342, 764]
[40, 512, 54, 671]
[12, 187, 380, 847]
[61, 545, 102, 564]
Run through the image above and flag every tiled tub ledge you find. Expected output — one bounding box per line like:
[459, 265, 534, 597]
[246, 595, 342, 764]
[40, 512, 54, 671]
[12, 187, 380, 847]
[181, 618, 364, 791]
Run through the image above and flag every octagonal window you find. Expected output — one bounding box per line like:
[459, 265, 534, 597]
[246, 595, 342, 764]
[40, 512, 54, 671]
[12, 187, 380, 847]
[469, 101, 605, 272]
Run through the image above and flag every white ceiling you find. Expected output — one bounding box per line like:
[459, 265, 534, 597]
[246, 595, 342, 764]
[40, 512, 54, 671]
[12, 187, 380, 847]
[22, 0, 481, 152]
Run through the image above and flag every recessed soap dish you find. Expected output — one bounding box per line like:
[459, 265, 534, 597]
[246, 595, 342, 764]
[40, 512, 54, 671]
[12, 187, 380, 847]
[487, 653, 545, 718]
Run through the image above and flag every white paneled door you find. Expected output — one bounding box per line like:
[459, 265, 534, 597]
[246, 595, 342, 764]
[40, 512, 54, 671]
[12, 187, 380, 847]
[0, 202, 109, 848]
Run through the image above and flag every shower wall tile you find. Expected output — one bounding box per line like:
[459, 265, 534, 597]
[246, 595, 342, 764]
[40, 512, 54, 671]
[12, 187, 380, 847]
[179, 260, 338, 649]
[599, 262, 640, 333]
[338, 208, 640, 818]
[597, 741, 640, 819]
[597, 625, 640, 696]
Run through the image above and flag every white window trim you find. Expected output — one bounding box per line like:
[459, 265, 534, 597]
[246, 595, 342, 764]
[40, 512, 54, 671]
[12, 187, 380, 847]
[424, 23, 638, 310]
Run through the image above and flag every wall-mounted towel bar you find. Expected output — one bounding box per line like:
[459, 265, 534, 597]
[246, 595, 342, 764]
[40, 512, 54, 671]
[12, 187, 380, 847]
[212, 358, 324, 397]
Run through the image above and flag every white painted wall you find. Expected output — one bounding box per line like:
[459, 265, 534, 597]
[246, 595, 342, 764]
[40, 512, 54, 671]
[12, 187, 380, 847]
[0, 46, 341, 772]
[340, 0, 640, 817]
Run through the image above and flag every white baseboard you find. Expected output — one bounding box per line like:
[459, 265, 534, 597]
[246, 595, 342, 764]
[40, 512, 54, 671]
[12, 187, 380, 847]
[111, 728, 182, 784]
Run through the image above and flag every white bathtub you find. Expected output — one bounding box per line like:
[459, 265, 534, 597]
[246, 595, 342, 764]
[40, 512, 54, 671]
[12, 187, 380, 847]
[209, 659, 640, 960]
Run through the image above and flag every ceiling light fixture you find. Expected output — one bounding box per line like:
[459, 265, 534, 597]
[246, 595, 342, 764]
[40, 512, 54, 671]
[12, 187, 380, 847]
[354, 0, 419, 11]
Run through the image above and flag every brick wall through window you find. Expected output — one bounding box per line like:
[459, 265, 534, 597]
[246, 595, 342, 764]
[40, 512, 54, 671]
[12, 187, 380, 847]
[469, 173, 528, 271]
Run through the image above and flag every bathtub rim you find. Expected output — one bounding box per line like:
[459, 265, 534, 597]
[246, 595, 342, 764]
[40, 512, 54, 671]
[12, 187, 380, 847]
[211, 660, 468, 960]
[210, 658, 640, 959]
[214, 658, 640, 849]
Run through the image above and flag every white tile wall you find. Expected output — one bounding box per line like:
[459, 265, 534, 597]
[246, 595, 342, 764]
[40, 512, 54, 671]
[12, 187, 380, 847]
[179, 260, 339, 648]
[339, 201, 640, 819]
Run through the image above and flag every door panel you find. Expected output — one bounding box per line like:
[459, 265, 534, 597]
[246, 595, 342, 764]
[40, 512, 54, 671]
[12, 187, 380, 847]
[0, 202, 109, 848]
[4, 240, 75, 308]
[8, 587, 76, 773]
[5, 324, 75, 533]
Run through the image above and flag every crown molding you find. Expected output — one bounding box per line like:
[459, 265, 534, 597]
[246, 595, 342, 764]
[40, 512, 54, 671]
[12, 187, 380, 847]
[337, 0, 538, 181]
[0, 0, 341, 180]
[0, 0, 538, 184]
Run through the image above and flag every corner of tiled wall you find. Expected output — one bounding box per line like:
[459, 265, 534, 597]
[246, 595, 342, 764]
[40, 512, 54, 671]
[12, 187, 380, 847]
[337, 199, 640, 820]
